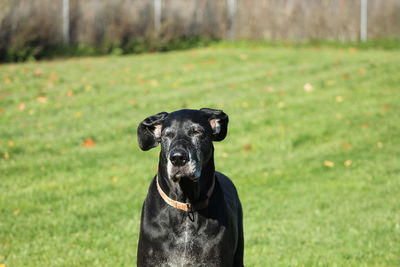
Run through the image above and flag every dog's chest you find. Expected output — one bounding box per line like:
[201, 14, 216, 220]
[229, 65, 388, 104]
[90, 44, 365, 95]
[147, 216, 228, 266]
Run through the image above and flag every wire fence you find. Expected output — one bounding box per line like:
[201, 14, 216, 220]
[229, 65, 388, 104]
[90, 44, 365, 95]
[1, 0, 399, 59]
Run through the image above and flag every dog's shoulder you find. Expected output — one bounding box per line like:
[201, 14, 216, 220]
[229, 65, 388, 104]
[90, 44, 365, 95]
[215, 171, 241, 210]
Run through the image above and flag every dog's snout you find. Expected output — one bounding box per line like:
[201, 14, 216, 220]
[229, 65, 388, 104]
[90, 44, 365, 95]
[169, 150, 189, 166]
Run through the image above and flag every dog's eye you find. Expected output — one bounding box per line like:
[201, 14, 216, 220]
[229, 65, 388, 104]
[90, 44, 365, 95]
[188, 129, 203, 137]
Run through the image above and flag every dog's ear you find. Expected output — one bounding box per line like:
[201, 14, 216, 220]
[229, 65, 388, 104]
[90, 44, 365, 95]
[200, 108, 229, 141]
[137, 112, 168, 151]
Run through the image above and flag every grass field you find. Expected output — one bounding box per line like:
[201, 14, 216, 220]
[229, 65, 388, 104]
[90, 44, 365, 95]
[1, 44, 399, 266]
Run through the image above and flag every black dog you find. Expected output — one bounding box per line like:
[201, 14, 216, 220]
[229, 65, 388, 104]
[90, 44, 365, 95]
[136, 108, 244, 266]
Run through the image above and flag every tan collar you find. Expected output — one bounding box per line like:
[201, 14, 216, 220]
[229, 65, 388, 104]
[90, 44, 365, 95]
[156, 175, 215, 212]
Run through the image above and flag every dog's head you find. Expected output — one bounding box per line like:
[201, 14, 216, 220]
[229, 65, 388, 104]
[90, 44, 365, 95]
[137, 108, 228, 182]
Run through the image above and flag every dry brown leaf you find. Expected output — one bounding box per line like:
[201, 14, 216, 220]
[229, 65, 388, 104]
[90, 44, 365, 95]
[150, 80, 158, 87]
[243, 144, 252, 151]
[18, 102, 26, 111]
[336, 96, 343, 102]
[344, 160, 352, 167]
[37, 96, 48, 103]
[221, 152, 229, 158]
[265, 86, 274, 93]
[34, 68, 42, 76]
[277, 102, 285, 108]
[324, 160, 334, 168]
[325, 80, 336, 86]
[303, 83, 314, 92]
[82, 138, 96, 147]
[341, 143, 352, 150]
[358, 68, 366, 74]
[239, 54, 248, 60]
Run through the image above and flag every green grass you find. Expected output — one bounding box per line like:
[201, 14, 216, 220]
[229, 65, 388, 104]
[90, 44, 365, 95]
[1, 44, 399, 266]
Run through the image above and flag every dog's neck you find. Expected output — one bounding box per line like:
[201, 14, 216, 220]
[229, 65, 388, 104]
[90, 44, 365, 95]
[158, 154, 215, 204]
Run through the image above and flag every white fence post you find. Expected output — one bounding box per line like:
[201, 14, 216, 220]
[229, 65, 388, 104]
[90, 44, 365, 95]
[227, 0, 237, 40]
[360, 0, 368, 41]
[62, 0, 70, 45]
[154, 0, 161, 32]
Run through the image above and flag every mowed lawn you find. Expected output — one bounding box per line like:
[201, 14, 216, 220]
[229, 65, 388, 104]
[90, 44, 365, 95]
[1, 45, 399, 266]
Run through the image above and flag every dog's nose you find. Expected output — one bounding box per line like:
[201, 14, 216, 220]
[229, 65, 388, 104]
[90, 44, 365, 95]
[169, 150, 189, 166]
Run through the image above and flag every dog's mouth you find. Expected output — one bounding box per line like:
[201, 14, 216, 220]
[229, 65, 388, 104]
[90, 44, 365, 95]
[168, 162, 201, 183]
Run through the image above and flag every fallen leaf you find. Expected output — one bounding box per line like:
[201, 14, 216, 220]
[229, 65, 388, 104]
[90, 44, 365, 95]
[13, 209, 20, 216]
[221, 152, 229, 158]
[342, 73, 351, 80]
[74, 112, 82, 118]
[18, 102, 26, 111]
[111, 177, 118, 183]
[336, 113, 343, 119]
[82, 138, 96, 147]
[4, 77, 12, 84]
[66, 90, 73, 97]
[243, 144, 252, 151]
[84, 85, 93, 91]
[344, 160, 352, 167]
[361, 122, 369, 129]
[34, 68, 42, 76]
[377, 141, 384, 148]
[324, 160, 334, 168]
[358, 68, 366, 74]
[303, 83, 314, 92]
[129, 98, 137, 105]
[336, 96, 343, 102]
[207, 58, 216, 65]
[49, 72, 58, 81]
[341, 143, 352, 149]
[239, 54, 248, 60]
[4, 152, 10, 159]
[325, 80, 336, 86]
[277, 102, 285, 108]
[150, 80, 158, 87]
[183, 63, 195, 71]
[265, 86, 274, 93]
[37, 96, 48, 103]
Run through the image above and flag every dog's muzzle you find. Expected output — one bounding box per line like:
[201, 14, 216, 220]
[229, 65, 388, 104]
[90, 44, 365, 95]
[168, 149, 200, 182]
[169, 149, 189, 167]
